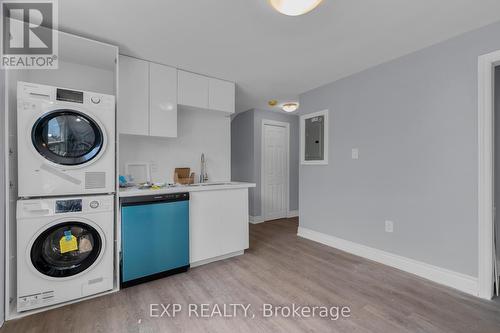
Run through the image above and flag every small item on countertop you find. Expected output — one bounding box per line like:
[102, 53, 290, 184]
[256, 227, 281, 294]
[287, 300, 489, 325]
[119, 175, 135, 188]
[174, 168, 195, 184]
[137, 182, 153, 189]
[125, 162, 151, 184]
[151, 183, 165, 190]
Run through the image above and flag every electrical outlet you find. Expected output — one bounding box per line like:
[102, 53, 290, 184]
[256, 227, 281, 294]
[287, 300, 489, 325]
[385, 220, 394, 233]
[150, 161, 158, 173]
[351, 148, 359, 160]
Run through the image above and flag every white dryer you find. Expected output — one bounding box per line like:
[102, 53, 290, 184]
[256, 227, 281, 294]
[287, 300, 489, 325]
[17, 195, 114, 312]
[17, 82, 115, 197]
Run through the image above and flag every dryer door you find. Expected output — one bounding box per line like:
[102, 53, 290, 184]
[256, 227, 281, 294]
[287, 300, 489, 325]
[30, 221, 103, 278]
[31, 109, 104, 166]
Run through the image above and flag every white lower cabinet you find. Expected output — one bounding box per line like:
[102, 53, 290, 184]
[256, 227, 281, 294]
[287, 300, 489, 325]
[189, 189, 249, 264]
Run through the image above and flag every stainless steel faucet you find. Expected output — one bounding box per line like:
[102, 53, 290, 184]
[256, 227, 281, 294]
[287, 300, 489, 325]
[200, 153, 208, 183]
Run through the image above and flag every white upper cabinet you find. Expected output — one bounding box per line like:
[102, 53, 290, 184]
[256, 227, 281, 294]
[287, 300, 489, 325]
[178, 70, 209, 109]
[178, 70, 235, 114]
[119, 57, 235, 135]
[118, 55, 149, 136]
[209, 78, 235, 114]
[119, 55, 178, 138]
[149, 63, 177, 137]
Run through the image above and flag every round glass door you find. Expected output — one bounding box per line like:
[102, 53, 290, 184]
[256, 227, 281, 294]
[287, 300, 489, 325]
[32, 110, 104, 166]
[31, 222, 103, 278]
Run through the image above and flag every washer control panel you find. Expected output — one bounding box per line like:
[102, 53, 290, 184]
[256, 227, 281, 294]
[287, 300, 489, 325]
[90, 96, 101, 104]
[18, 195, 114, 218]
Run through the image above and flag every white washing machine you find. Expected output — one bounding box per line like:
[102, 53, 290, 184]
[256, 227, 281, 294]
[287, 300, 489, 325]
[17, 195, 114, 312]
[17, 81, 115, 197]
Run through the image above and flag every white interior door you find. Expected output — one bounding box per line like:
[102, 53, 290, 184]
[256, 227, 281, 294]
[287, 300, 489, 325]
[262, 122, 289, 220]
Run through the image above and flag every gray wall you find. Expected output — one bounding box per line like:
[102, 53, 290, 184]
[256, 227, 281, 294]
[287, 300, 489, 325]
[496, 66, 500, 261]
[252, 109, 299, 216]
[231, 109, 299, 217]
[231, 110, 255, 212]
[0, 68, 5, 326]
[299, 20, 500, 277]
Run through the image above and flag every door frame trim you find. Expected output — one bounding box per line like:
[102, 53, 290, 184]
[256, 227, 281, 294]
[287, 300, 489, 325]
[300, 109, 329, 165]
[261, 119, 290, 221]
[478, 50, 500, 299]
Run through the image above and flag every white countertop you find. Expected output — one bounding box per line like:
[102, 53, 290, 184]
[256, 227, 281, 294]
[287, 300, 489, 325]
[119, 181, 256, 198]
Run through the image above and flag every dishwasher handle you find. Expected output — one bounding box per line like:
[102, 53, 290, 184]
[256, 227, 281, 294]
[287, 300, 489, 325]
[121, 192, 189, 206]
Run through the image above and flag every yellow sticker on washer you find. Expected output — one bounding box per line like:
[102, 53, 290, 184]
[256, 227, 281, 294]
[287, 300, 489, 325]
[59, 234, 78, 253]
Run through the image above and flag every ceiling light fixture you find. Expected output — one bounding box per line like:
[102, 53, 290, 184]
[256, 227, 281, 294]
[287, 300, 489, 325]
[282, 102, 299, 112]
[269, 0, 323, 16]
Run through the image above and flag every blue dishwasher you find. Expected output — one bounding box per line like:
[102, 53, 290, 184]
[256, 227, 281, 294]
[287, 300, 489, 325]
[120, 192, 189, 287]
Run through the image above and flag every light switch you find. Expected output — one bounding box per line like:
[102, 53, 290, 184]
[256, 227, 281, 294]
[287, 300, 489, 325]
[385, 220, 394, 233]
[351, 148, 359, 160]
[150, 161, 158, 173]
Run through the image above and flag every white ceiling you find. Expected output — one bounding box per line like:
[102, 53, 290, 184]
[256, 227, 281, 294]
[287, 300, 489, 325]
[59, 0, 500, 113]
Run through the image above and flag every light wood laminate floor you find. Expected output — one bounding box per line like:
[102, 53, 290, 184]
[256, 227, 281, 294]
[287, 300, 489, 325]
[2, 218, 500, 332]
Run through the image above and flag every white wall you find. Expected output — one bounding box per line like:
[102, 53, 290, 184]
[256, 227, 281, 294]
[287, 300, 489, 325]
[120, 107, 231, 183]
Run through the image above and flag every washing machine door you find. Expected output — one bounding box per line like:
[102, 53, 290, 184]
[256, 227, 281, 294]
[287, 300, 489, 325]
[30, 221, 103, 278]
[31, 109, 104, 166]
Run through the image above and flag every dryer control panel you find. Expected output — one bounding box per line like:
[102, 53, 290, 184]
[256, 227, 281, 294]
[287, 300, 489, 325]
[17, 195, 114, 218]
[55, 199, 83, 213]
[18, 81, 115, 111]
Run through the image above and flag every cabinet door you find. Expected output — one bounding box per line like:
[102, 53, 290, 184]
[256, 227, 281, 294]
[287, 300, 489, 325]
[149, 63, 178, 137]
[208, 78, 235, 114]
[217, 189, 249, 254]
[189, 189, 249, 264]
[178, 70, 209, 109]
[189, 191, 223, 263]
[118, 55, 149, 136]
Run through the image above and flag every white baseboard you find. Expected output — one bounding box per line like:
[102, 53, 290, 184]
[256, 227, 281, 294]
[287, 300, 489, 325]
[297, 227, 478, 297]
[250, 212, 298, 224]
[191, 250, 244, 268]
[249, 216, 265, 224]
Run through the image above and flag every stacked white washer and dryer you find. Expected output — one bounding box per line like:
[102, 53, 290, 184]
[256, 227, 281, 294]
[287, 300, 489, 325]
[16, 82, 116, 312]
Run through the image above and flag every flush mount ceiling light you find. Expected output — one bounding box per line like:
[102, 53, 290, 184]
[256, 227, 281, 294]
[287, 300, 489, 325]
[269, 0, 323, 16]
[282, 102, 299, 112]
[268, 99, 278, 106]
